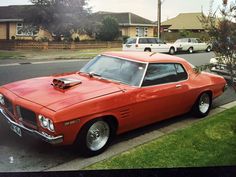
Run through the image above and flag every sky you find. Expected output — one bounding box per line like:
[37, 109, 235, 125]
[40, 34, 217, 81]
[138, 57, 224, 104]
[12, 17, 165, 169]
[0, 0, 229, 22]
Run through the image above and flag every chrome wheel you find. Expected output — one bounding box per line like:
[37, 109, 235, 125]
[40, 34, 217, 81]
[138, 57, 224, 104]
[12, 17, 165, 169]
[86, 121, 110, 151]
[169, 48, 175, 55]
[189, 47, 193, 54]
[207, 46, 211, 52]
[199, 93, 210, 114]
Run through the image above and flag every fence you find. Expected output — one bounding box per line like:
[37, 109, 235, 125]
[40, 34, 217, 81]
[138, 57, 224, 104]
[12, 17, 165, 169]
[0, 40, 122, 50]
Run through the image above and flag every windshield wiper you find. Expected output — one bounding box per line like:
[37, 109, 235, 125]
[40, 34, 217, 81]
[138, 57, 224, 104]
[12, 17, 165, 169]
[80, 71, 126, 85]
[88, 71, 101, 78]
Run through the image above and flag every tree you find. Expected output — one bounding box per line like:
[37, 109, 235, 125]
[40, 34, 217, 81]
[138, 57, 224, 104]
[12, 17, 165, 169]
[96, 16, 120, 41]
[200, 0, 236, 89]
[23, 0, 90, 40]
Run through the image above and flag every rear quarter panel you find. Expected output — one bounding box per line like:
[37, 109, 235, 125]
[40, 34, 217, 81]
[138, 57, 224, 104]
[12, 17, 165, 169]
[188, 71, 226, 102]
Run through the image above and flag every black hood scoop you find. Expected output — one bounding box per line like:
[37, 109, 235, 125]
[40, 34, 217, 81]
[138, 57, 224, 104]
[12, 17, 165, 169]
[52, 78, 82, 89]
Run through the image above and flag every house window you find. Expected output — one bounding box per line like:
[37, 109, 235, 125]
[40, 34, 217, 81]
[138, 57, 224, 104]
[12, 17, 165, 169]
[144, 27, 148, 37]
[136, 27, 146, 37]
[136, 27, 139, 37]
[16, 23, 24, 35]
[16, 23, 38, 36]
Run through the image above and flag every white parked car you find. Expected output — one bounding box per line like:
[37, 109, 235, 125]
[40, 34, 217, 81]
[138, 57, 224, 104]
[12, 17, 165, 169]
[174, 38, 212, 54]
[123, 37, 176, 55]
[210, 56, 236, 81]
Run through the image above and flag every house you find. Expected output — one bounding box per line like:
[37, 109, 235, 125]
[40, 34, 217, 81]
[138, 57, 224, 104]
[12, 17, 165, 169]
[161, 12, 205, 32]
[0, 5, 155, 41]
[93, 11, 156, 37]
[0, 5, 52, 41]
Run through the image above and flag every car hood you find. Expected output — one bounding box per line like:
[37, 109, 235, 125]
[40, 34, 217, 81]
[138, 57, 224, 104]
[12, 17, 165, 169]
[3, 73, 123, 111]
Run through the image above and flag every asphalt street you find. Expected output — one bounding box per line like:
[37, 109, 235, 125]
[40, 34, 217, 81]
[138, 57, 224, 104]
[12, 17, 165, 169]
[0, 51, 236, 172]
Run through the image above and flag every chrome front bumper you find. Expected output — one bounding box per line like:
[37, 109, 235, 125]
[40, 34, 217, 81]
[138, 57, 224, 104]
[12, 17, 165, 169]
[0, 107, 63, 145]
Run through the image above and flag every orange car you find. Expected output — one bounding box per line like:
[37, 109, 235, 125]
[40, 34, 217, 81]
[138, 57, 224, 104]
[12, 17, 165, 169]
[0, 52, 227, 156]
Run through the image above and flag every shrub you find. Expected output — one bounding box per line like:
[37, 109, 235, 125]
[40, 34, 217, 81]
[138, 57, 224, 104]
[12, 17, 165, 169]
[97, 16, 120, 41]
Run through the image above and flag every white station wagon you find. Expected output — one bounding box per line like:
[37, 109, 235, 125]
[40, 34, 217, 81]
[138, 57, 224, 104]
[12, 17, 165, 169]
[123, 37, 176, 55]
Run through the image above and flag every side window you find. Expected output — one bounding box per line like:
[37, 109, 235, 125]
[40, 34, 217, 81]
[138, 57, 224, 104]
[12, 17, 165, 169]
[142, 63, 188, 86]
[156, 38, 164, 44]
[139, 38, 148, 44]
[175, 64, 188, 81]
[147, 38, 157, 44]
[142, 64, 177, 86]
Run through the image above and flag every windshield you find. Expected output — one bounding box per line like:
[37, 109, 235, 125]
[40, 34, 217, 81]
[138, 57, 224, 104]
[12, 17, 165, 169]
[80, 55, 147, 86]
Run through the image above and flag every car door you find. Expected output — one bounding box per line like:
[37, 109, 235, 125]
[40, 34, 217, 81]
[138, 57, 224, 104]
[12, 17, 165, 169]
[147, 38, 159, 52]
[138, 38, 150, 51]
[191, 38, 201, 51]
[196, 38, 207, 50]
[132, 63, 190, 127]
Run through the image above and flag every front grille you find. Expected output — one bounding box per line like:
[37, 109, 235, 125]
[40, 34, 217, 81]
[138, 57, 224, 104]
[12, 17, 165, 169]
[4, 97, 14, 115]
[18, 106, 37, 126]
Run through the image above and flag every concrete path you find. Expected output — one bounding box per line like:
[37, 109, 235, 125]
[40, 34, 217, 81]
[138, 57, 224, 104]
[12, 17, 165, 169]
[46, 101, 236, 171]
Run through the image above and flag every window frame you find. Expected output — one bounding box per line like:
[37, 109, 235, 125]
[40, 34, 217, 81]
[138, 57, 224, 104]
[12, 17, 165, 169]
[141, 62, 189, 87]
[16, 23, 24, 36]
[16, 23, 38, 37]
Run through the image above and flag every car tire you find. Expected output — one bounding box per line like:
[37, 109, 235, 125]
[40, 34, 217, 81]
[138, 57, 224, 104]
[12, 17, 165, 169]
[169, 47, 175, 55]
[144, 48, 151, 52]
[75, 119, 115, 157]
[188, 47, 194, 54]
[206, 46, 211, 52]
[192, 92, 212, 118]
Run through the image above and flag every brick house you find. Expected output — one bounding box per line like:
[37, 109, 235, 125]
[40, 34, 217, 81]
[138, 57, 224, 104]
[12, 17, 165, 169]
[0, 5, 52, 41]
[93, 11, 156, 37]
[0, 5, 156, 41]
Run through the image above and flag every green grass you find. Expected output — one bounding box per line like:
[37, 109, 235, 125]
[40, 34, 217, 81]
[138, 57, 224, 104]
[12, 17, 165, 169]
[86, 107, 236, 169]
[0, 50, 26, 59]
[0, 48, 121, 60]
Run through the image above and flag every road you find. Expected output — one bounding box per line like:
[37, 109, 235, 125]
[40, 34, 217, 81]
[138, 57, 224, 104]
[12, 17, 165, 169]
[0, 52, 236, 172]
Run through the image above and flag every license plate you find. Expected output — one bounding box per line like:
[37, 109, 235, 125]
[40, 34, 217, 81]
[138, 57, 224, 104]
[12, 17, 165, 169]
[10, 124, 22, 137]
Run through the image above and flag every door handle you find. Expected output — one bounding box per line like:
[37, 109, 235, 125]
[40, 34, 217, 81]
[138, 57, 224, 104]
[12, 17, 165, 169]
[176, 84, 182, 88]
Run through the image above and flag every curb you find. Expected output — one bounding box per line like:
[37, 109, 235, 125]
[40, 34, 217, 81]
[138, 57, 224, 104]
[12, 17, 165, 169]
[0, 58, 91, 67]
[45, 101, 236, 171]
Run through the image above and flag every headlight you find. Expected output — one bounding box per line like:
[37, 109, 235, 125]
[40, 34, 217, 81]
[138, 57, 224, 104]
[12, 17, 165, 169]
[38, 115, 55, 132]
[0, 94, 5, 105]
[48, 120, 55, 132]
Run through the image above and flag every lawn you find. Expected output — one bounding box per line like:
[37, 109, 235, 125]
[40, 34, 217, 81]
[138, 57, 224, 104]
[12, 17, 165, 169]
[86, 107, 236, 169]
[0, 50, 26, 59]
[0, 48, 121, 60]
